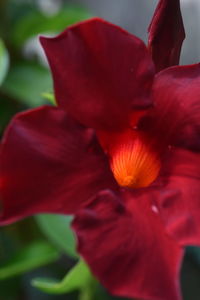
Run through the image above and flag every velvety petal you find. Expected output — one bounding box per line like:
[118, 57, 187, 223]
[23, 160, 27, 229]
[148, 0, 185, 72]
[152, 148, 200, 247]
[72, 190, 183, 300]
[0, 106, 117, 225]
[40, 18, 155, 130]
[139, 64, 200, 151]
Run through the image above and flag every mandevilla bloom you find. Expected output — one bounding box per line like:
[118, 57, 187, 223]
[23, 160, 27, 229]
[1, 0, 200, 299]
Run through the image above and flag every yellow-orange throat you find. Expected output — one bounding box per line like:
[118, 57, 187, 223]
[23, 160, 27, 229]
[99, 130, 161, 189]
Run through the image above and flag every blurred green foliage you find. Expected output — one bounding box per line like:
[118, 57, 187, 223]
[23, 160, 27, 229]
[2, 62, 52, 107]
[36, 214, 77, 259]
[0, 241, 60, 280]
[32, 260, 93, 294]
[0, 39, 9, 86]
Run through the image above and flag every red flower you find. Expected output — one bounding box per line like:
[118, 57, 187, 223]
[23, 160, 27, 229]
[1, 0, 200, 299]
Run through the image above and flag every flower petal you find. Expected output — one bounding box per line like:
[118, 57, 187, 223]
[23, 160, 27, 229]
[0, 106, 117, 225]
[40, 18, 154, 130]
[72, 190, 183, 300]
[148, 0, 185, 72]
[153, 148, 200, 247]
[139, 64, 200, 151]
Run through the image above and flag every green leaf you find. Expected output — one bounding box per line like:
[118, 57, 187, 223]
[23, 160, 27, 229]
[0, 241, 60, 280]
[32, 260, 91, 294]
[36, 214, 77, 258]
[0, 39, 9, 85]
[11, 5, 91, 47]
[2, 61, 52, 107]
[42, 92, 56, 105]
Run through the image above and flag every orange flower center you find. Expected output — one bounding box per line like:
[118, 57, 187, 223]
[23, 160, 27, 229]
[98, 129, 161, 189]
[110, 136, 160, 188]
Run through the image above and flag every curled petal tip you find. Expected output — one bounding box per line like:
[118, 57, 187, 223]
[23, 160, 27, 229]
[148, 0, 185, 72]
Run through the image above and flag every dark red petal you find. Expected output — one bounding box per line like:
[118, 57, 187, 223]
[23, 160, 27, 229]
[139, 64, 200, 151]
[72, 190, 183, 300]
[0, 106, 117, 225]
[148, 0, 185, 72]
[153, 148, 200, 247]
[40, 18, 154, 130]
